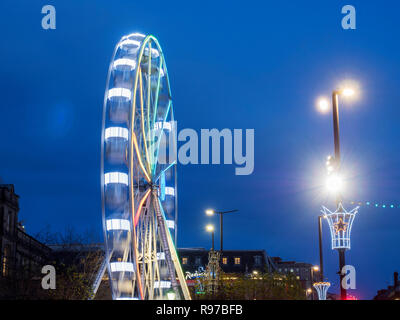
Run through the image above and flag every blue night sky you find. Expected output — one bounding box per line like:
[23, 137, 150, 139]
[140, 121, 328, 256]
[1, 1, 400, 299]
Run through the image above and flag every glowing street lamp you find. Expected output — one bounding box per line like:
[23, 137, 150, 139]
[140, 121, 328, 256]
[206, 224, 215, 251]
[306, 288, 313, 300]
[342, 88, 355, 97]
[204, 209, 238, 254]
[316, 81, 360, 300]
[325, 174, 344, 194]
[205, 209, 215, 216]
[316, 97, 330, 113]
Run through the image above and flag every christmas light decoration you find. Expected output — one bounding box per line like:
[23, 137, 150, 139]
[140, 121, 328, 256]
[321, 203, 359, 250]
[313, 282, 331, 300]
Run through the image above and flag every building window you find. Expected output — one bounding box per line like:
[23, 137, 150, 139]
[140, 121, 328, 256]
[222, 257, 227, 265]
[5, 212, 10, 233]
[182, 257, 188, 265]
[254, 255, 262, 266]
[195, 257, 201, 265]
[8, 211, 13, 232]
[2, 246, 9, 277]
[234, 257, 241, 265]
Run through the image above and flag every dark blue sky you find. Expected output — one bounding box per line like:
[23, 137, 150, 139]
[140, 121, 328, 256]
[1, 1, 399, 299]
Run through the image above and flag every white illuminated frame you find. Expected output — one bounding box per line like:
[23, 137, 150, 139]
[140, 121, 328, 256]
[104, 172, 129, 185]
[166, 220, 175, 229]
[313, 282, 330, 300]
[107, 88, 131, 100]
[154, 121, 172, 131]
[106, 219, 131, 231]
[113, 58, 137, 70]
[118, 39, 141, 48]
[110, 262, 134, 273]
[321, 203, 358, 250]
[105, 127, 129, 140]
[154, 281, 171, 289]
[165, 187, 175, 196]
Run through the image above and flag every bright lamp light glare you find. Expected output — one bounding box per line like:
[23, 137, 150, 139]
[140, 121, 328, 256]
[326, 174, 344, 193]
[337, 79, 360, 101]
[316, 97, 330, 113]
[342, 88, 355, 96]
[205, 209, 214, 216]
[206, 224, 214, 232]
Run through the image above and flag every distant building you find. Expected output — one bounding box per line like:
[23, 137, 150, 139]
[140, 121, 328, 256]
[0, 184, 51, 282]
[271, 257, 321, 299]
[178, 248, 277, 275]
[374, 272, 400, 300]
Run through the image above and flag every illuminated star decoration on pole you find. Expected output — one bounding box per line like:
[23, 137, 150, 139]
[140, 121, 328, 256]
[333, 217, 348, 234]
[321, 203, 359, 250]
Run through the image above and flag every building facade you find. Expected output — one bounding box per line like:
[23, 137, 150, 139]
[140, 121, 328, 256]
[0, 185, 51, 282]
[178, 248, 277, 275]
[271, 257, 321, 299]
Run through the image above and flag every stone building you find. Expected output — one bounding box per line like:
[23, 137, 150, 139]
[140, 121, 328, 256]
[0, 184, 51, 282]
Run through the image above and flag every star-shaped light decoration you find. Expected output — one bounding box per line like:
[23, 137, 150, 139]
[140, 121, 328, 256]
[333, 217, 348, 234]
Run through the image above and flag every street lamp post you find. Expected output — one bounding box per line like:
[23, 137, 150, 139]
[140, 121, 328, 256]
[332, 90, 346, 301]
[206, 224, 215, 251]
[311, 265, 319, 300]
[318, 215, 324, 282]
[206, 224, 217, 297]
[205, 209, 238, 255]
[318, 86, 356, 300]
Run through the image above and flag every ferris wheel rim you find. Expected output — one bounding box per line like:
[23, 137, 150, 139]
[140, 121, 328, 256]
[101, 33, 183, 300]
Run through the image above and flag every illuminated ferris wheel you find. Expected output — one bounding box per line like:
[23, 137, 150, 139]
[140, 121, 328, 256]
[101, 33, 190, 300]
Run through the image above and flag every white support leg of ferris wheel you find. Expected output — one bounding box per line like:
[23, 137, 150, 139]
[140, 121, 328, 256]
[152, 190, 191, 300]
[90, 256, 108, 299]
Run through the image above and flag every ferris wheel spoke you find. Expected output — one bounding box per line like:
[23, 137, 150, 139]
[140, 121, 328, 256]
[133, 188, 151, 227]
[147, 42, 153, 169]
[154, 160, 176, 184]
[151, 99, 172, 176]
[152, 56, 164, 125]
[139, 68, 152, 175]
[131, 131, 151, 182]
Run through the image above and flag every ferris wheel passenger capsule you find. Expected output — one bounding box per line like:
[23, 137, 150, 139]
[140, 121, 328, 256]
[104, 172, 129, 209]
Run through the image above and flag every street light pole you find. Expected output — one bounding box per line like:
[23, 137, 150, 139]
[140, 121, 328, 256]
[205, 209, 238, 258]
[332, 91, 341, 163]
[220, 213, 223, 253]
[205, 224, 216, 297]
[318, 215, 324, 282]
[206, 224, 215, 251]
[332, 90, 346, 301]
[211, 230, 215, 251]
